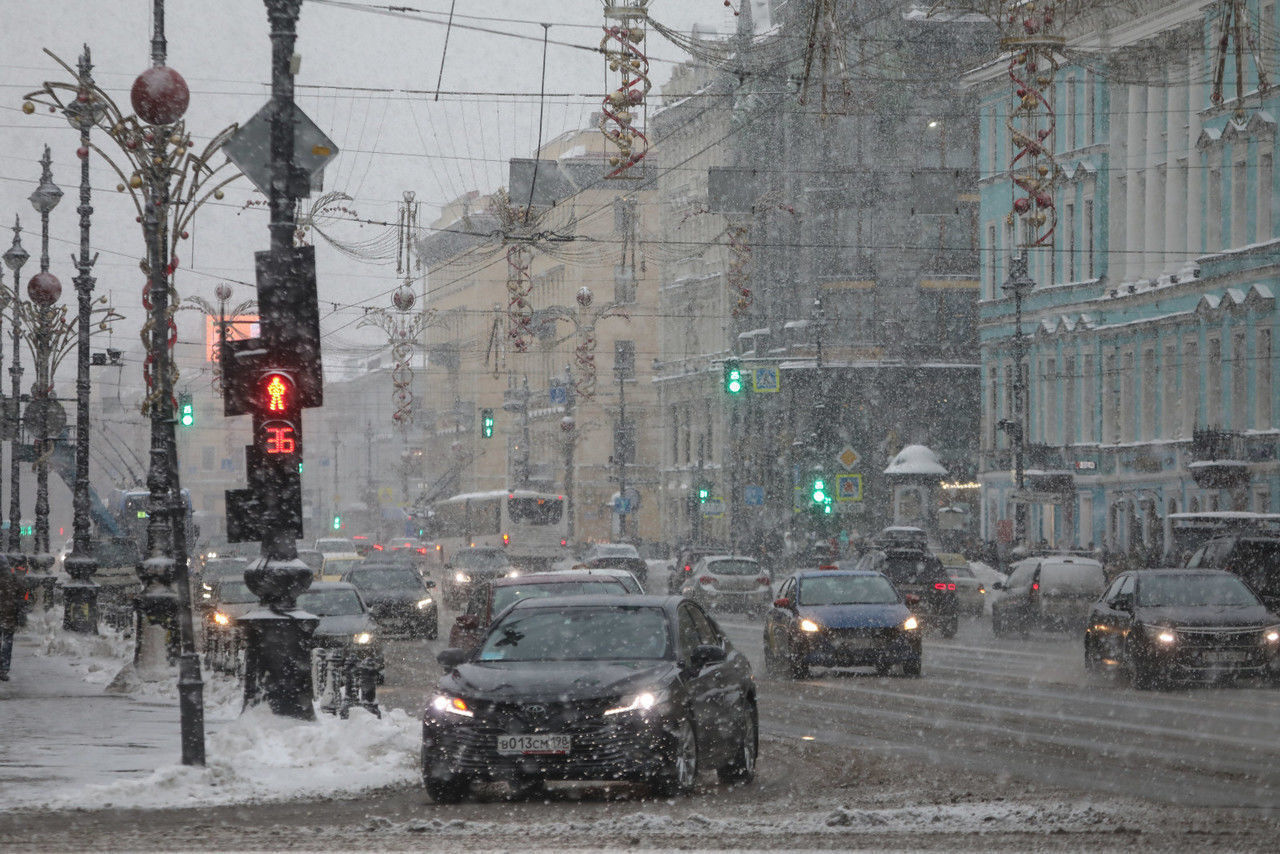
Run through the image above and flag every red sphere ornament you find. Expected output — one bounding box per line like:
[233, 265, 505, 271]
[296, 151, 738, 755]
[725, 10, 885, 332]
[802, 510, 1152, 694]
[1013, 197, 1032, 215]
[77, 146, 89, 160]
[1035, 192, 1054, 208]
[131, 66, 190, 125]
[28, 271, 62, 306]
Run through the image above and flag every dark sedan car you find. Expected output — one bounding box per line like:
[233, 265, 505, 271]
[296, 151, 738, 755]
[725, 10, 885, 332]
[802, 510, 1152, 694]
[1084, 569, 1280, 688]
[422, 595, 757, 803]
[442, 547, 514, 609]
[850, 548, 959, 638]
[341, 564, 438, 639]
[764, 570, 922, 678]
[297, 581, 385, 690]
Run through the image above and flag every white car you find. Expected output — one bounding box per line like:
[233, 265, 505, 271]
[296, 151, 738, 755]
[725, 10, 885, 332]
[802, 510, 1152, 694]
[967, 561, 1008, 614]
[681, 555, 772, 616]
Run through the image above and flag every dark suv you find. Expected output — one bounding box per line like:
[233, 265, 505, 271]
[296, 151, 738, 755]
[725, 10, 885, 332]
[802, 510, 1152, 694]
[850, 547, 959, 637]
[1187, 533, 1280, 612]
[992, 554, 1107, 636]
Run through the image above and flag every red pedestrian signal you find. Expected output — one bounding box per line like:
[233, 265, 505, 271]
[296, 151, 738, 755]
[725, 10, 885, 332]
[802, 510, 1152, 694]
[262, 372, 294, 413]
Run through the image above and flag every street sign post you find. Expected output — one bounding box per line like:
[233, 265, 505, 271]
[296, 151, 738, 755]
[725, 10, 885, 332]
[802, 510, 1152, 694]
[224, 101, 338, 198]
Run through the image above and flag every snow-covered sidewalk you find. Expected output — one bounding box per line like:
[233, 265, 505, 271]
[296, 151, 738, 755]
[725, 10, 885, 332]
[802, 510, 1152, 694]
[0, 612, 420, 811]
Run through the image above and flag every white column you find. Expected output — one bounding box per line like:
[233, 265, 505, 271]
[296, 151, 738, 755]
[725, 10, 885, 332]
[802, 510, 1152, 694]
[1125, 84, 1146, 282]
[1144, 82, 1162, 276]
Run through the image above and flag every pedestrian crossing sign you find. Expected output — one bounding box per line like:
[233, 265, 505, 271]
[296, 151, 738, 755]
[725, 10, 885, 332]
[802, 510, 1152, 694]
[835, 473, 863, 502]
[752, 367, 779, 393]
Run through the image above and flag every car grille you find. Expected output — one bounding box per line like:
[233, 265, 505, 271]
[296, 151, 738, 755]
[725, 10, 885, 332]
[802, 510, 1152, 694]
[1173, 626, 1264, 649]
[826, 627, 900, 642]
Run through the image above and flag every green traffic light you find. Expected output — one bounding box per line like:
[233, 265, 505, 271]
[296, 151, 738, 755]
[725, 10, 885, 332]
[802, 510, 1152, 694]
[178, 393, 194, 427]
[332, 515, 341, 530]
[481, 408, 495, 438]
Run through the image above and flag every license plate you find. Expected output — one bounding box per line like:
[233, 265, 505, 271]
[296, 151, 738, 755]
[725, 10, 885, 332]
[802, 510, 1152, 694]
[839, 637, 874, 651]
[496, 734, 571, 755]
[1202, 651, 1248, 664]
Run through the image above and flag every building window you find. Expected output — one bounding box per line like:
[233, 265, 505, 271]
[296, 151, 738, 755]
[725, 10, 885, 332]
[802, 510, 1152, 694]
[1163, 342, 1179, 438]
[1232, 157, 1248, 246]
[1259, 153, 1273, 241]
[986, 223, 998, 299]
[1083, 353, 1095, 442]
[1208, 167, 1223, 250]
[1121, 351, 1135, 442]
[1105, 352, 1119, 443]
[613, 264, 637, 305]
[1142, 348, 1157, 440]
[1084, 199, 1095, 278]
[1258, 329, 1273, 428]
[1085, 70, 1096, 146]
[1043, 357, 1057, 444]
[1232, 331, 1248, 429]
[1183, 339, 1199, 435]
[1207, 337, 1222, 422]
[1064, 356, 1077, 445]
[1064, 202, 1076, 281]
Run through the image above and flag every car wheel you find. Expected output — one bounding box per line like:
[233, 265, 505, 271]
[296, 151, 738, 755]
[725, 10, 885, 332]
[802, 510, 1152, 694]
[902, 658, 922, 678]
[762, 636, 782, 677]
[1128, 639, 1161, 690]
[940, 615, 959, 639]
[717, 701, 758, 785]
[652, 717, 698, 797]
[425, 775, 470, 804]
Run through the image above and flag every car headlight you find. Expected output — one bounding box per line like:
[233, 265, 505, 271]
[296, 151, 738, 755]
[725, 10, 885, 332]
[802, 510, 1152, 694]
[1262, 625, 1280, 644]
[353, 632, 373, 645]
[506, 570, 521, 578]
[454, 571, 471, 583]
[604, 689, 665, 716]
[212, 611, 230, 627]
[902, 615, 919, 631]
[206, 551, 218, 559]
[430, 693, 474, 718]
[416, 597, 434, 610]
[202, 582, 212, 592]
[799, 618, 821, 633]
[1144, 625, 1177, 645]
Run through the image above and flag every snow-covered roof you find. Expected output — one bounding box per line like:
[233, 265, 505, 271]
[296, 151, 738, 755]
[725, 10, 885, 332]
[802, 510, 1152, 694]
[883, 445, 949, 476]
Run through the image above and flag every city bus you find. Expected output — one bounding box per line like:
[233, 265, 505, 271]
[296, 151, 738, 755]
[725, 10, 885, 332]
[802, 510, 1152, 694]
[426, 489, 568, 570]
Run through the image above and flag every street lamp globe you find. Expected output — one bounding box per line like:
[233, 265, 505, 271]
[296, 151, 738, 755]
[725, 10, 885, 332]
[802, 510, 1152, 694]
[130, 65, 190, 126]
[3, 223, 29, 272]
[29, 172, 63, 215]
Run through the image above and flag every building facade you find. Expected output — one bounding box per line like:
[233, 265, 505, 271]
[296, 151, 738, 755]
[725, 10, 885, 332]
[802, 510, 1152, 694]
[972, 0, 1280, 555]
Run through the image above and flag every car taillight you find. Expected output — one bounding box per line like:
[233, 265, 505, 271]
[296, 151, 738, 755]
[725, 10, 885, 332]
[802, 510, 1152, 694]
[699, 575, 717, 585]
[756, 575, 770, 586]
[560, 538, 568, 547]
[933, 582, 957, 591]
[683, 564, 692, 574]
[502, 533, 510, 546]
[417, 547, 427, 554]
[1032, 581, 1039, 591]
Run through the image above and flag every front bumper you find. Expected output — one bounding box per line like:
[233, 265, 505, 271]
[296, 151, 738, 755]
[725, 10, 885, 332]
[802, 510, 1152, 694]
[796, 627, 921, 668]
[1141, 631, 1279, 681]
[422, 706, 677, 783]
[691, 586, 772, 611]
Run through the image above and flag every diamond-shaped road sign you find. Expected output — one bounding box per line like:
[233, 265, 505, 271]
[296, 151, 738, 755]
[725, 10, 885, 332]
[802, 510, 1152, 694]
[224, 101, 338, 198]
[837, 446, 861, 471]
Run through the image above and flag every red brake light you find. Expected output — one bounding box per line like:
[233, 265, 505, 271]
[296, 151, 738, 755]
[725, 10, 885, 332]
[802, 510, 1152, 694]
[416, 547, 427, 554]
[373, 544, 383, 551]
[683, 564, 692, 573]
[560, 538, 568, 547]
[756, 575, 770, 586]
[1032, 581, 1039, 591]
[948, 582, 956, 591]
[934, 582, 947, 590]
[818, 564, 838, 571]
[699, 575, 716, 585]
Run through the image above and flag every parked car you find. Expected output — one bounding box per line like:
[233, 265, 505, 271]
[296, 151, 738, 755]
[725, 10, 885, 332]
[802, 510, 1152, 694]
[197, 556, 251, 602]
[680, 555, 772, 616]
[442, 547, 514, 609]
[448, 570, 637, 653]
[992, 554, 1107, 636]
[1084, 569, 1280, 688]
[580, 542, 649, 588]
[340, 563, 438, 638]
[764, 570, 922, 679]
[297, 581, 384, 689]
[319, 552, 364, 582]
[936, 553, 985, 616]
[424, 595, 757, 802]
[1186, 533, 1280, 613]
[850, 548, 959, 638]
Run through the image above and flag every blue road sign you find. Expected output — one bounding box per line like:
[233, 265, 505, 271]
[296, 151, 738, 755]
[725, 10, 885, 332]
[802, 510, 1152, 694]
[743, 485, 765, 506]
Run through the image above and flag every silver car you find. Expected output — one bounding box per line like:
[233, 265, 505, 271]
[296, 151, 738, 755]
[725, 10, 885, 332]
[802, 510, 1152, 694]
[681, 555, 772, 615]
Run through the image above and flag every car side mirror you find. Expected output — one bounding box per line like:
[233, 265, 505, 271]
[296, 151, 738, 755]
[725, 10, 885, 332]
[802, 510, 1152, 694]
[423, 579, 437, 589]
[690, 644, 726, 669]
[773, 597, 792, 609]
[1113, 593, 1133, 612]
[991, 582, 1005, 591]
[436, 648, 468, 668]
[904, 593, 921, 608]
[455, 614, 479, 631]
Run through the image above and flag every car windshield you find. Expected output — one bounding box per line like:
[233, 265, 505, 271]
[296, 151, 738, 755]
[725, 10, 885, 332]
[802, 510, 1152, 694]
[216, 580, 256, 604]
[705, 559, 759, 576]
[477, 606, 670, 662]
[296, 589, 366, 616]
[879, 555, 937, 585]
[1232, 541, 1280, 596]
[1138, 574, 1260, 608]
[1041, 562, 1105, 589]
[347, 568, 422, 592]
[799, 575, 898, 606]
[491, 579, 627, 615]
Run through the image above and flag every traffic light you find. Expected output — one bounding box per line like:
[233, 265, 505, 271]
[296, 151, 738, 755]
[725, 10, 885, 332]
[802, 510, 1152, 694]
[481, 408, 495, 438]
[696, 480, 711, 503]
[810, 477, 827, 505]
[178, 392, 194, 428]
[332, 515, 341, 531]
[723, 359, 743, 394]
[225, 368, 304, 543]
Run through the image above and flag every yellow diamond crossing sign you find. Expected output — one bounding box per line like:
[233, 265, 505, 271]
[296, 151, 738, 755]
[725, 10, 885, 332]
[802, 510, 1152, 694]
[837, 446, 861, 471]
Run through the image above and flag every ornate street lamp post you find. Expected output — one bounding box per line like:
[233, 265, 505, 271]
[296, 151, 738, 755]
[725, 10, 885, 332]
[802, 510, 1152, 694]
[1000, 252, 1035, 546]
[27, 146, 64, 592]
[2, 222, 29, 563]
[64, 48, 106, 632]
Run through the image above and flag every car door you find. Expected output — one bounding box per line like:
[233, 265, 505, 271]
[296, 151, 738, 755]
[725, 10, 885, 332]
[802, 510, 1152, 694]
[676, 603, 721, 757]
[995, 562, 1031, 622]
[689, 603, 739, 764]
[767, 577, 797, 655]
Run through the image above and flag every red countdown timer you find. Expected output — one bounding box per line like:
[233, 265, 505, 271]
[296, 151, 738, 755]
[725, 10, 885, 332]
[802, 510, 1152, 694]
[263, 421, 297, 454]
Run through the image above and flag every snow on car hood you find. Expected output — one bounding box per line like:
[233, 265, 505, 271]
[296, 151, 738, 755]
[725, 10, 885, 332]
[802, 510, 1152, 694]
[443, 659, 677, 703]
[797, 603, 911, 629]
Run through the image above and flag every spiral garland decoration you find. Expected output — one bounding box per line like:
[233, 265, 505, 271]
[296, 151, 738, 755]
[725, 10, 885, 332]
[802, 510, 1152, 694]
[574, 328, 597, 400]
[726, 222, 753, 316]
[139, 255, 180, 416]
[358, 287, 436, 432]
[505, 243, 534, 352]
[1005, 6, 1063, 249]
[600, 1, 652, 177]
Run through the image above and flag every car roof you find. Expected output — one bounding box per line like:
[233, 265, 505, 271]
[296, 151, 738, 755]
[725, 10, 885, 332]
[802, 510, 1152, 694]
[489, 572, 627, 588]
[792, 569, 882, 580]
[346, 562, 416, 572]
[301, 581, 358, 592]
[508, 593, 679, 612]
[539, 567, 637, 579]
[1125, 568, 1238, 578]
[698, 554, 757, 562]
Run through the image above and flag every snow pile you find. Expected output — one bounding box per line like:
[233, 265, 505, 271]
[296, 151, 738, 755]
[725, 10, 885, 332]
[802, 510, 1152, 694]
[883, 444, 948, 476]
[56, 705, 420, 810]
[32, 605, 132, 686]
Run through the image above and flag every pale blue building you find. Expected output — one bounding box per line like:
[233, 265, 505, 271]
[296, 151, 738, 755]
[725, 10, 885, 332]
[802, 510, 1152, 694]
[969, 1, 1279, 555]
